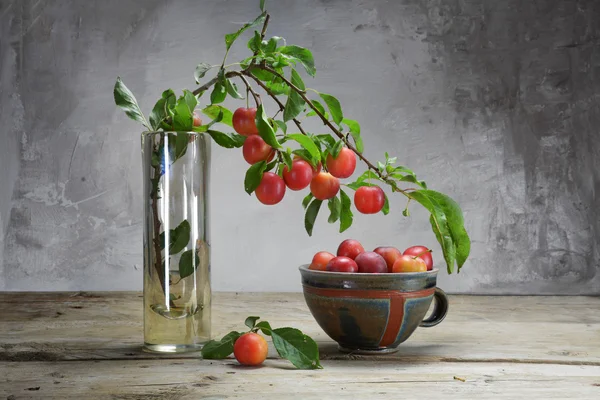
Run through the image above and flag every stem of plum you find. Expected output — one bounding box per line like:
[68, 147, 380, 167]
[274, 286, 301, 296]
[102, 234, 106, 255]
[412, 249, 432, 260]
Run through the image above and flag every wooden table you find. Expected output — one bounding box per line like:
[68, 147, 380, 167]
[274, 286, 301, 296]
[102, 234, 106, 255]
[1, 292, 599, 399]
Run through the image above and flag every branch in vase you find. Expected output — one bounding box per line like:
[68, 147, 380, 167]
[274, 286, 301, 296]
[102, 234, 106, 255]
[151, 139, 166, 293]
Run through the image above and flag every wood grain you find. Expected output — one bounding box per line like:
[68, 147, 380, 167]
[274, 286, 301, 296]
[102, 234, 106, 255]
[1, 292, 599, 398]
[2, 360, 600, 399]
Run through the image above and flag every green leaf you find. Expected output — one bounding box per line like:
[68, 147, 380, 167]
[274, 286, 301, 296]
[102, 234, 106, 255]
[113, 77, 150, 130]
[245, 160, 267, 194]
[183, 90, 198, 112]
[331, 140, 344, 158]
[339, 189, 353, 233]
[149, 89, 176, 131]
[279, 45, 316, 77]
[275, 120, 287, 134]
[307, 100, 327, 118]
[225, 78, 244, 99]
[260, 0, 266, 12]
[419, 190, 470, 272]
[302, 193, 314, 209]
[271, 327, 322, 369]
[382, 193, 390, 215]
[293, 149, 318, 168]
[151, 152, 160, 167]
[356, 170, 381, 183]
[287, 134, 320, 164]
[318, 92, 343, 125]
[282, 151, 293, 171]
[206, 129, 245, 149]
[342, 118, 363, 153]
[171, 92, 196, 132]
[256, 104, 281, 149]
[264, 36, 283, 54]
[179, 248, 200, 279]
[408, 191, 459, 273]
[202, 105, 233, 128]
[266, 77, 291, 95]
[255, 320, 272, 335]
[210, 82, 227, 104]
[265, 160, 278, 172]
[250, 67, 275, 82]
[171, 220, 191, 253]
[248, 31, 262, 52]
[201, 331, 241, 359]
[225, 12, 267, 50]
[327, 196, 341, 223]
[315, 134, 336, 149]
[175, 131, 189, 160]
[345, 181, 371, 191]
[245, 316, 260, 330]
[194, 63, 212, 83]
[283, 68, 306, 122]
[304, 199, 323, 236]
[159, 220, 191, 253]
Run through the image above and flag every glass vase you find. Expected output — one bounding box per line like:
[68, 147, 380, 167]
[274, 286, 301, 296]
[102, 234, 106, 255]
[141, 131, 211, 353]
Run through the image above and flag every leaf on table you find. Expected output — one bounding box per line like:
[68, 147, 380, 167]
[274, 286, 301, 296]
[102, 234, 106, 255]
[245, 316, 261, 330]
[271, 327, 322, 369]
[201, 331, 241, 359]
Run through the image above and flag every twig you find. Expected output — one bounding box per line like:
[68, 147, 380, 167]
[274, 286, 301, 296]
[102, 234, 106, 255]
[193, 71, 239, 96]
[260, 14, 270, 41]
[255, 64, 306, 94]
[230, 71, 261, 107]
[242, 71, 307, 135]
[151, 139, 166, 292]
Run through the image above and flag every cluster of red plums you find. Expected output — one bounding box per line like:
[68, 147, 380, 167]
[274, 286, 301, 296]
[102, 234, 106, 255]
[309, 239, 434, 273]
[228, 107, 385, 214]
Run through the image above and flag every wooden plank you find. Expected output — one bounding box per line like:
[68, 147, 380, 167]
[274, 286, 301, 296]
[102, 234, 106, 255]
[1, 292, 599, 365]
[1, 359, 599, 399]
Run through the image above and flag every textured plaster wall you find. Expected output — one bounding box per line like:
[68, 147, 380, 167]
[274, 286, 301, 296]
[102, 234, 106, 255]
[0, 0, 598, 293]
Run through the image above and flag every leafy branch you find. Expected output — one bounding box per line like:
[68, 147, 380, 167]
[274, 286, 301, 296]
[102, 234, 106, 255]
[113, 1, 470, 274]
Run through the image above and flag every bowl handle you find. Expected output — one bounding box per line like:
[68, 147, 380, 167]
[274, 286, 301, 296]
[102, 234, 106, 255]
[419, 287, 449, 327]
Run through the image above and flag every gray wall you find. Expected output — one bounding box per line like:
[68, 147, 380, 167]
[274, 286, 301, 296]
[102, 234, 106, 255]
[1, 0, 598, 294]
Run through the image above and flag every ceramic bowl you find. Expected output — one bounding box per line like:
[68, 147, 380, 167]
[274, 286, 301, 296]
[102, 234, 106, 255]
[299, 265, 448, 354]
